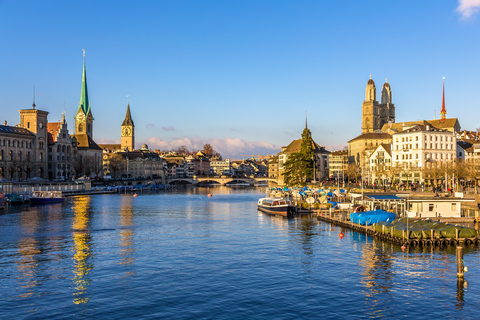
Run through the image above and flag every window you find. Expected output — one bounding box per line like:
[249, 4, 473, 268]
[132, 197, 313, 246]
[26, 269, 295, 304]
[451, 203, 457, 211]
[429, 204, 434, 212]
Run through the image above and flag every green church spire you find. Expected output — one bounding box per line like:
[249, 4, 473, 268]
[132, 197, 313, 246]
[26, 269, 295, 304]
[77, 49, 90, 116]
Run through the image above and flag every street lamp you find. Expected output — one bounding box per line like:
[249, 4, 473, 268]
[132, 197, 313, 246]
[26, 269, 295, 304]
[312, 155, 316, 184]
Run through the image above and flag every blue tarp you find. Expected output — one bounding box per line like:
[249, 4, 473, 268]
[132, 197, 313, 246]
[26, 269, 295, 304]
[350, 210, 396, 226]
[328, 201, 338, 208]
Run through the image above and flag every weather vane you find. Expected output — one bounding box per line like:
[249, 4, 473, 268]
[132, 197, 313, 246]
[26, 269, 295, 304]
[82, 49, 85, 57]
[126, 95, 130, 103]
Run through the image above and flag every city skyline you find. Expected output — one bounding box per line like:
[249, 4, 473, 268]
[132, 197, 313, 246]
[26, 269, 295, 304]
[1, 1, 480, 159]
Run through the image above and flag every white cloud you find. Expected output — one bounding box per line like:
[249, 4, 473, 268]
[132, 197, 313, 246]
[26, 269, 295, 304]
[143, 136, 281, 159]
[457, 0, 480, 19]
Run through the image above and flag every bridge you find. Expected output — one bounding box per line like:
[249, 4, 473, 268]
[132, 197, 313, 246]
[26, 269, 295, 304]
[167, 176, 279, 186]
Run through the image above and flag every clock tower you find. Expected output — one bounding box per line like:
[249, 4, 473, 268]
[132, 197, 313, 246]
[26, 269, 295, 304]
[75, 50, 94, 137]
[121, 103, 135, 151]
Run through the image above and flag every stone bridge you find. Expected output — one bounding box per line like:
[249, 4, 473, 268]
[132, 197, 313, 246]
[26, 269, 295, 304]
[167, 176, 278, 186]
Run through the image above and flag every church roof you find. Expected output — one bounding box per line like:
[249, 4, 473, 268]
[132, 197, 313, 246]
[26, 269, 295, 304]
[73, 133, 103, 150]
[98, 143, 122, 151]
[367, 79, 375, 85]
[348, 131, 392, 143]
[122, 103, 134, 126]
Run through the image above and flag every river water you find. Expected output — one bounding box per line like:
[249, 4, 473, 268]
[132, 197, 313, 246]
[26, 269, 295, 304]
[0, 186, 479, 319]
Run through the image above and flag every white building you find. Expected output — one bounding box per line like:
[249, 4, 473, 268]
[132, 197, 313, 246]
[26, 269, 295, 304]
[391, 124, 457, 183]
[368, 144, 392, 184]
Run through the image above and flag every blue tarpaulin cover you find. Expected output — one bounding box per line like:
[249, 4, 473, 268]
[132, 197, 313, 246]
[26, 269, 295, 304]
[350, 210, 396, 226]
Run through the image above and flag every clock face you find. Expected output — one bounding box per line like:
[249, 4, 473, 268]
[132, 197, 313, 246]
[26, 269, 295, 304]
[122, 127, 132, 136]
[39, 122, 44, 129]
[76, 113, 85, 122]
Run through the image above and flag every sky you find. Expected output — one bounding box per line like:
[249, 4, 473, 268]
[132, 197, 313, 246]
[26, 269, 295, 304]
[1, 0, 480, 159]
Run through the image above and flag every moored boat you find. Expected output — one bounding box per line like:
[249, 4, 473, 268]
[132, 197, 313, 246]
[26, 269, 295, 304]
[30, 191, 65, 204]
[257, 197, 296, 218]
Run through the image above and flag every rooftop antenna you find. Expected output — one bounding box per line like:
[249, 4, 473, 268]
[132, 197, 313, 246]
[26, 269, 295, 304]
[32, 85, 36, 109]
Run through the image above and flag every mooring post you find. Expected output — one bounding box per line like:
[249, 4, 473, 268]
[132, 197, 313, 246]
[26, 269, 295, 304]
[457, 246, 464, 279]
[456, 228, 459, 241]
[382, 224, 385, 234]
[431, 229, 434, 241]
[403, 229, 405, 240]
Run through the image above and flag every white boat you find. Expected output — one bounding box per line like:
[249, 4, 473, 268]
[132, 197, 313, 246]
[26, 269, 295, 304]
[30, 191, 65, 204]
[257, 197, 296, 218]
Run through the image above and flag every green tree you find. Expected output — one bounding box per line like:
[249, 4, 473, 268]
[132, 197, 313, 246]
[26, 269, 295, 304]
[283, 126, 315, 187]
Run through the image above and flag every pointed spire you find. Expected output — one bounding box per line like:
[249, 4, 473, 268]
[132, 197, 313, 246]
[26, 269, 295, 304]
[440, 77, 446, 122]
[78, 49, 90, 116]
[122, 100, 134, 126]
[305, 111, 308, 129]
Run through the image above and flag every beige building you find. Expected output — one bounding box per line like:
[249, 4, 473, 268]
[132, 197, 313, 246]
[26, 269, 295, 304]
[328, 150, 348, 179]
[348, 131, 392, 167]
[268, 156, 279, 179]
[362, 77, 395, 133]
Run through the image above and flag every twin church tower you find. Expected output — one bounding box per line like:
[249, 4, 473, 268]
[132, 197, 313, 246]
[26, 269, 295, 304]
[74, 51, 135, 151]
[361, 76, 395, 133]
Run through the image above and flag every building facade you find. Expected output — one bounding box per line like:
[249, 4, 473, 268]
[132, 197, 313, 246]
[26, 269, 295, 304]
[362, 77, 395, 133]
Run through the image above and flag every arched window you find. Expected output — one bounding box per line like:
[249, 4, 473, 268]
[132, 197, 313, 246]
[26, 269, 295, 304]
[27, 152, 30, 162]
[78, 124, 84, 133]
[0, 149, 3, 161]
[9, 150, 13, 161]
[57, 145, 61, 152]
[62, 145, 66, 152]
[18, 151, 22, 161]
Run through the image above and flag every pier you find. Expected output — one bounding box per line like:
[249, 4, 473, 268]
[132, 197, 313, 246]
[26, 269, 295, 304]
[316, 210, 480, 248]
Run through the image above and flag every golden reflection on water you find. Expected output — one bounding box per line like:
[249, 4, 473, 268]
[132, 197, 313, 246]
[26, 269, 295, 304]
[71, 196, 93, 305]
[119, 196, 135, 275]
[15, 207, 41, 299]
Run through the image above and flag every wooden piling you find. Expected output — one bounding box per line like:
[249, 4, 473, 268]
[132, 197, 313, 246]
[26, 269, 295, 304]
[456, 246, 464, 279]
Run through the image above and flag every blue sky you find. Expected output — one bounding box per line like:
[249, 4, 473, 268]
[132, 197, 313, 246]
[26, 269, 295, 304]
[1, 0, 480, 159]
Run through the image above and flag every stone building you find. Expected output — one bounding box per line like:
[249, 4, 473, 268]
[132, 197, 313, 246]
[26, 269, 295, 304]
[47, 113, 76, 180]
[348, 132, 392, 167]
[362, 76, 395, 133]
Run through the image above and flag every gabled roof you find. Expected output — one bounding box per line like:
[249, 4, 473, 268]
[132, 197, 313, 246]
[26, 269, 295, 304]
[370, 144, 392, 158]
[47, 122, 61, 144]
[348, 131, 392, 143]
[381, 118, 460, 133]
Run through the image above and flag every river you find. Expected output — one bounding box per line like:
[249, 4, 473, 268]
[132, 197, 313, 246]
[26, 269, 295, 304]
[0, 186, 479, 319]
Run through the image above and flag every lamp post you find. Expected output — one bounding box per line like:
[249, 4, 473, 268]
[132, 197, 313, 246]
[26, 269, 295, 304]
[312, 155, 316, 184]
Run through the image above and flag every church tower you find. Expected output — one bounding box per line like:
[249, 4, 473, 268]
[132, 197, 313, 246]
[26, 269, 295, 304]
[378, 78, 395, 129]
[75, 50, 94, 137]
[362, 76, 379, 133]
[121, 102, 135, 151]
[440, 78, 446, 122]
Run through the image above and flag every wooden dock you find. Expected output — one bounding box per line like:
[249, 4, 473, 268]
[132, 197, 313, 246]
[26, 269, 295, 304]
[316, 210, 480, 248]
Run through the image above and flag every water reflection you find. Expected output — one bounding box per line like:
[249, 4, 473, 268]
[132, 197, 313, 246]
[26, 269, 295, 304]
[71, 196, 94, 304]
[119, 196, 135, 276]
[15, 207, 42, 299]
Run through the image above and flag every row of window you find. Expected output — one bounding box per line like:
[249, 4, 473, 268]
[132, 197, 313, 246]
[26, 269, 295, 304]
[1, 139, 33, 149]
[396, 135, 454, 143]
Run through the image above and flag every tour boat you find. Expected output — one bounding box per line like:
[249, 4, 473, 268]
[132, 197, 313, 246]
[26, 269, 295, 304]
[257, 197, 296, 218]
[30, 191, 65, 204]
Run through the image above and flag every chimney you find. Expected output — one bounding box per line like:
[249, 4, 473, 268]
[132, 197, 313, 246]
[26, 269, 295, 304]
[4, 121, 6, 125]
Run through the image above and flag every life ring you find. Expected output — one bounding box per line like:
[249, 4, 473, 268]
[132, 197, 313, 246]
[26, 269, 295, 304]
[411, 240, 418, 247]
[450, 239, 457, 246]
[424, 240, 432, 246]
[465, 239, 473, 245]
